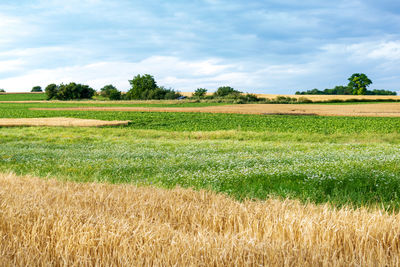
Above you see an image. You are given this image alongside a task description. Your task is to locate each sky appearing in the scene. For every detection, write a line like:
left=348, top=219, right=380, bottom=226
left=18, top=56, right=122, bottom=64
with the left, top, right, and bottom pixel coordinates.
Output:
left=0, top=0, right=399, bottom=94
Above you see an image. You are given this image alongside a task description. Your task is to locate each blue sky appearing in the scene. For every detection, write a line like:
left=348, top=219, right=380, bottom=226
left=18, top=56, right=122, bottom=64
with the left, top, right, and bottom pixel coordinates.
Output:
left=0, top=0, right=399, bottom=93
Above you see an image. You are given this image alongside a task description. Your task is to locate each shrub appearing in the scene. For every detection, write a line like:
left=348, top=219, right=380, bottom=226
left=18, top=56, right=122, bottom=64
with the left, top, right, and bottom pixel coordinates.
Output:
left=45, top=83, right=95, bottom=100
left=193, top=88, right=208, bottom=98
left=214, top=86, right=242, bottom=97
left=31, top=86, right=42, bottom=92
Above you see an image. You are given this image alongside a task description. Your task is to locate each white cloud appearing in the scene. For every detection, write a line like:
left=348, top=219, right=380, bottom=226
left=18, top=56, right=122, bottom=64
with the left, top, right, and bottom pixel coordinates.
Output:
left=0, top=56, right=313, bottom=93
left=0, top=13, right=37, bottom=46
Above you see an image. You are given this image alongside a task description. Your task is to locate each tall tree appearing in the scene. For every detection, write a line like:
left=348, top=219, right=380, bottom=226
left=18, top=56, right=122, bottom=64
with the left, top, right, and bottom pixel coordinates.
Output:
left=347, top=73, right=372, bottom=95
left=126, top=74, right=158, bottom=100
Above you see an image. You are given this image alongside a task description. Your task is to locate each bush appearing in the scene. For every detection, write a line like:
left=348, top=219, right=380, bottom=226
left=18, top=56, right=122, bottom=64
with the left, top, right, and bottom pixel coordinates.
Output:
left=109, top=90, right=122, bottom=100
left=193, top=88, right=207, bottom=98
left=100, top=85, right=122, bottom=100
left=0, top=89, right=5, bottom=93
left=214, top=86, right=242, bottom=97
left=45, top=83, right=95, bottom=100
left=31, top=86, right=42, bottom=92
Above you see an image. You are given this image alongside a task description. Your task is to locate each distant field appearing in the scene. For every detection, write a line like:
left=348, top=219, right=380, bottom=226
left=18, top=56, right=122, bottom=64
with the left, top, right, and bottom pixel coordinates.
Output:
left=180, top=92, right=400, bottom=101
left=0, top=92, right=46, bottom=101
left=32, top=102, right=400, bottom=117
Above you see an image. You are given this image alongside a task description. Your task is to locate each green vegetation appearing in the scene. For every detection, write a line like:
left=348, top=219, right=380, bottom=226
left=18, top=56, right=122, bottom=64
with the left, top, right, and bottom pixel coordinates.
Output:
left=348, top=73, right=372, bottom=95
left=31, top=86, right=43, bottom=92
left=99, top=84, right=121, bottom=100
left=1, top=126, right=400, bottom=210
left=2, top=101, right=400, bottom=210
left=45, top=83, right=96, bottom=100
left=296, top=73, right=396, bottom=96
left=126, top=74, right=181, bottom=100
left=0, top=93, right=47, bottom=101
left=3, top=102, right=400, bottom=134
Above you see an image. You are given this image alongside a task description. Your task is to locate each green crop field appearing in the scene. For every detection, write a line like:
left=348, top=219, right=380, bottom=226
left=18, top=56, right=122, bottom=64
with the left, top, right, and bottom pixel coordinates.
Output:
left=0, top=93, right=47, bottom=101
left=1, top=101, right=400, bottom=209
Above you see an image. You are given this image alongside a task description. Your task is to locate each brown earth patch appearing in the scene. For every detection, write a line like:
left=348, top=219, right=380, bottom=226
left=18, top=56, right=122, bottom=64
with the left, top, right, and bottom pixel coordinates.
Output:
left=0, top=117, right=129, bottom=127
left=31, top=103, right=400, bottom=117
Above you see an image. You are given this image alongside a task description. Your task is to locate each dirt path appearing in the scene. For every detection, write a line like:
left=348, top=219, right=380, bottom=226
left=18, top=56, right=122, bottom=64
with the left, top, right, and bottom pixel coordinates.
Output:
left=31, top=103, right=400, bottom=117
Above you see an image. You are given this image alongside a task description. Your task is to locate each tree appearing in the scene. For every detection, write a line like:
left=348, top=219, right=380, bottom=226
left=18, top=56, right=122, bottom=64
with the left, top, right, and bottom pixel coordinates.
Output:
left=348, top=73, right=372, bottom=95
left=126, top=74, right=158, bottom=100
left=214, top=86, right=242, bottom=97
left=45, top=84, right=58, bottom=100
left=126, top=74, right=181, bottom=100
left=45, top=83, right=95, bottom=100
left=108, top=89, right=122, bottom=100
left=100, top=84, right=118, bottom=97
left=0, top=89, right=5, bottom=93
left=193, top=88, right=207, bottom=98
left=31, top=86, right=43, bottom=92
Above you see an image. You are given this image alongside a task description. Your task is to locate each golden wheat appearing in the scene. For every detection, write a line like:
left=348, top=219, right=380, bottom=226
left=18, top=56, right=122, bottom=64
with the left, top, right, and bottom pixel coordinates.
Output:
left=0, top=173, right=399, bottom=266
left=0, top=117, right=129, bottom=127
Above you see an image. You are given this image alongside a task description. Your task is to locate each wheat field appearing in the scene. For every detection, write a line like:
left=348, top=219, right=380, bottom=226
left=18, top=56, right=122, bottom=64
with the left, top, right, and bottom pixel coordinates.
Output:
left=1, top=173, right=399, bottom=266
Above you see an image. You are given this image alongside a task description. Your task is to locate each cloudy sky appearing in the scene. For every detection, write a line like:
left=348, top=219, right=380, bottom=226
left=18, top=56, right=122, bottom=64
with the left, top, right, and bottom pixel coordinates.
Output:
left=1, top=0, right=399, bottom=93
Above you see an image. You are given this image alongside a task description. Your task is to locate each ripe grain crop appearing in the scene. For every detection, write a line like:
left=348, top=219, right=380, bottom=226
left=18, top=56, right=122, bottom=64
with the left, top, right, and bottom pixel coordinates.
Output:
left=0, top=117, right=129, bottom=127
left=31, top=102, right=400, bottom=117
left=0, top=173, right=399, bottom=266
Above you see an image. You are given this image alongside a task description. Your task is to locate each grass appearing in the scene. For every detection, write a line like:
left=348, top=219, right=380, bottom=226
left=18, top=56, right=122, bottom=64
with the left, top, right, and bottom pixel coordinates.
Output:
left=2, top=100, right=400, bottom=265
left=1, top=101, right=400, bottom=209
left=1, top=126, right=400, bottom=209
left=2, top=102, right=400, bottom=134
left=0, top=93, right=46, bottom=101
left=1, top=173, right=399, bottom=266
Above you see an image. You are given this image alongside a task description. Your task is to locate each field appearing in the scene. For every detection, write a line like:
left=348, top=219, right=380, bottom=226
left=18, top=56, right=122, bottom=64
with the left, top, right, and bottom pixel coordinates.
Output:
left=1, top=98, right=400, bottom=264
left=1, top=173, right=399, bottom=266
left=180, top=92, right=400, bottom=101
left=32, top=102, right=400, bottom=117
left=0, top=92, right=46, bottom=101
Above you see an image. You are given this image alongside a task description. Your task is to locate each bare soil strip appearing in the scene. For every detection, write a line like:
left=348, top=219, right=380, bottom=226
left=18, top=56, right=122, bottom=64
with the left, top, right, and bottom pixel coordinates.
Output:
left=0, top=117, right=129, bottom=127
left=0, top=173, right=399, bottom=266
left=32, top=103, right=400, bottom=117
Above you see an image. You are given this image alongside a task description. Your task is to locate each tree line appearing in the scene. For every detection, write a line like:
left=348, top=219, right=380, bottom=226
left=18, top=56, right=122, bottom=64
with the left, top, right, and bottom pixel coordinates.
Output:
left=296, top=73, right=397, bottom=95
left=37, top=74, right=265, bottom=102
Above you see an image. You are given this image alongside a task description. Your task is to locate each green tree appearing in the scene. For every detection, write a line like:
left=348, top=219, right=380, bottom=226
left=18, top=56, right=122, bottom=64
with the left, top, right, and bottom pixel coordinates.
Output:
left=45, top=84, right=58, bottom=100
left=108, top=89, right=122, bottom=100
left=0, top=89, right=5, bottom=93
left=214, top=86, right=242, bottom=97
left=45, top=83, right=95, bottom=100
left=193, top=88, right=207, bottom=98
left=126, top=74, right=158, bottom=100
left=348, top=73, right=372, bottom=95
left=31, top=86, right=43, bottom=92
left=100, top=84, right=118, bottom=97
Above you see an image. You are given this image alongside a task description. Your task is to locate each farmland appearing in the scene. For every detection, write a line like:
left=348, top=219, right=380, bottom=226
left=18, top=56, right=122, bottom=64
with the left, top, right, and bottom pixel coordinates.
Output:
left=1, top=98, right=400, bottom=265
left=0, top=92, right=46, bottom=101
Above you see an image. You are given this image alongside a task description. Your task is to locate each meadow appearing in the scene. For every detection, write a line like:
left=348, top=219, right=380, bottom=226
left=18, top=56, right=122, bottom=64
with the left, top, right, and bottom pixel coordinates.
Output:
left=1, top=99, right=400, bottom=265
left=0, top=92, right=46, bottom=101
